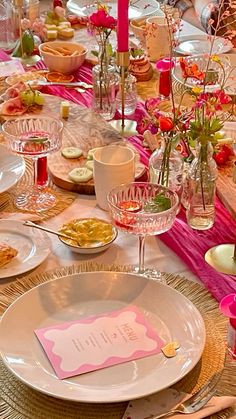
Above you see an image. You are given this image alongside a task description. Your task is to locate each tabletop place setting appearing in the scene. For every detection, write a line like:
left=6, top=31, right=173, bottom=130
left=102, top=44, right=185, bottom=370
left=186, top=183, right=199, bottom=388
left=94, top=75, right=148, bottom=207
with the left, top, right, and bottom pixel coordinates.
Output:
left=0, top=0, right=236, bottom=418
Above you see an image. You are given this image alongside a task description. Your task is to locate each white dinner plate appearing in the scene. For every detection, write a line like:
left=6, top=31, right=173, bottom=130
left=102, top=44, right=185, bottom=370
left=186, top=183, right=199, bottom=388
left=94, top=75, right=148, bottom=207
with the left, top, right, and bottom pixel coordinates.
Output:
left=67, top=0, right=159, bottom=19
left=0, top=220, right=51, bottom=278
left=174, top=35, right=233, bottom=55
left=224, top=121, right=236, bottom=138
left=173, top=54, right=236, bottom=95
left=0, top=272, right=206, bottom=402
left=0, top=145, right=25, bottom=194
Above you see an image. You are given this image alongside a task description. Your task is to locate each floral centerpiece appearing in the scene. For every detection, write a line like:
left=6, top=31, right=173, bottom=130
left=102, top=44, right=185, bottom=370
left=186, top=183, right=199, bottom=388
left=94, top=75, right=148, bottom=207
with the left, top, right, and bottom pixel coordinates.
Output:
left=88, top=3, right=117, bottom=120
left=136, top=2, right=235, bottom=229
left=186, top=85, right=232, bottom=229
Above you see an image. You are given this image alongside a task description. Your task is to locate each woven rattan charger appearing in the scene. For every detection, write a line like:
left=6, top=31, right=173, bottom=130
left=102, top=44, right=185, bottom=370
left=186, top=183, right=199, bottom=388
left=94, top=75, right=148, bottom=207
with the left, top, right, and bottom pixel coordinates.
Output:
left=0, top=263, right=235, bottom=419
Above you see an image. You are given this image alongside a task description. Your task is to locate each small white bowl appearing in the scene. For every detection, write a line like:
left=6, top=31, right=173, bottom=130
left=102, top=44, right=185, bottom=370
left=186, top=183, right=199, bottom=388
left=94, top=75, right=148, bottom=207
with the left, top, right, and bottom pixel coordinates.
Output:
left=130, top=18, right=147, bottom=46
left=130, top=11, right=164, bottom=47
left=59, top=218, right=118, bottom=254
left=39, top=41, right=87, bottom=74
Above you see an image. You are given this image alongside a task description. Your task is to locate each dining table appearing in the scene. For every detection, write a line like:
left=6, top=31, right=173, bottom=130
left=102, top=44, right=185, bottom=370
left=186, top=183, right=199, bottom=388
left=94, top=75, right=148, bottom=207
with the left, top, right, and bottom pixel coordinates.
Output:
left=0, top=1, right=236, bottom=418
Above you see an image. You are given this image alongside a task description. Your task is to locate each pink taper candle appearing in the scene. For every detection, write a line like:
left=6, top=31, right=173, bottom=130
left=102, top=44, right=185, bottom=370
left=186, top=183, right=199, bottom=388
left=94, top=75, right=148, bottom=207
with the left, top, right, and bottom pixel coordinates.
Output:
left=117, top=0, right=129, bottom=52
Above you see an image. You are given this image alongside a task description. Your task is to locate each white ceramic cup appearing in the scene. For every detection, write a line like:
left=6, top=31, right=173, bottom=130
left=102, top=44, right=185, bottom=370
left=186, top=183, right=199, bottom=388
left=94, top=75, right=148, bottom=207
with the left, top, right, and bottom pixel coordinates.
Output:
left=146, top=15, right=170, bottom=62
left=93, top=145, right=135, bottom=211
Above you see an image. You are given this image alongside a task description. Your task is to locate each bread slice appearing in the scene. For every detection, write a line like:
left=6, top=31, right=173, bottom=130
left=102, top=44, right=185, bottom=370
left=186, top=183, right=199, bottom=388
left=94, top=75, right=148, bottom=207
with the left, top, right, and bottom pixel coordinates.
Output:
left=0, top=242, right=18, bottom=267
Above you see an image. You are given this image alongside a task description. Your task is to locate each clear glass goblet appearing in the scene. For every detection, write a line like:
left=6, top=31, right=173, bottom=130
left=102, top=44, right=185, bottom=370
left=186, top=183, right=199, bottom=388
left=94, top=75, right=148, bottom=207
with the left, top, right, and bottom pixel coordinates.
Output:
left=107, top=182, right=179, bottom=280
left=2, top=116, right=63, bottom=212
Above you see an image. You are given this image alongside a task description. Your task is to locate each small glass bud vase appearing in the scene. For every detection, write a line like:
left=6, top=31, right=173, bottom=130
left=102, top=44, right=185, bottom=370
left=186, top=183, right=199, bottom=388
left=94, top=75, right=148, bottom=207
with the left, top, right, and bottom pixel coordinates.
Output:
left=149, top=135, right=183, bottom=202
left=116, top=74, right=137, bottom=116
left=181, top=155, right=194, bottom=209
left=0, top=0, right=18, bottom=51
left=92, top=45, right=118, bottom=121
left=186, top=141, right=218, bottom=230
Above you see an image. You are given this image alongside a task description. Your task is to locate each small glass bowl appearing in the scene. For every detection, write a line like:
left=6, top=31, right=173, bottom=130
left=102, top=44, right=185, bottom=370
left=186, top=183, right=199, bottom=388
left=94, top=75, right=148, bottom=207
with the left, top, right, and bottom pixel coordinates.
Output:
left=173, top=54, right=231, bottom=92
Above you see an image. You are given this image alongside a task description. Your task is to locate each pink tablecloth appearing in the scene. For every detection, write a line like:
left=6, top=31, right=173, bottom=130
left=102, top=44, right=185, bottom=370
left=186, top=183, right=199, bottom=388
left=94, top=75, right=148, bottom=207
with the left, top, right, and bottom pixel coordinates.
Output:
left=1, top=52, right=235, bottom=301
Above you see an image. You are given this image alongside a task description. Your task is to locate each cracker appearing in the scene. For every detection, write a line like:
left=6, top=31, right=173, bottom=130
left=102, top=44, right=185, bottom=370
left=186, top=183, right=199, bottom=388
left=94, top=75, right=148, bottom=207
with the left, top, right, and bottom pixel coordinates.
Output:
left=43, top=46, right=62, bottom=56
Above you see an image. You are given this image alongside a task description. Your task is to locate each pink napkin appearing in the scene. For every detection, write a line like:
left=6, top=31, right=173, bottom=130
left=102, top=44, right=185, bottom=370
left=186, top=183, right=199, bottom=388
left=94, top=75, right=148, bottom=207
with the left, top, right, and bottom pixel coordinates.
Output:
left=123, top=388, right=236, bottom=419
left=160, top=200, right=236, bottom=302
left=0, top=50, right=10, bottom=61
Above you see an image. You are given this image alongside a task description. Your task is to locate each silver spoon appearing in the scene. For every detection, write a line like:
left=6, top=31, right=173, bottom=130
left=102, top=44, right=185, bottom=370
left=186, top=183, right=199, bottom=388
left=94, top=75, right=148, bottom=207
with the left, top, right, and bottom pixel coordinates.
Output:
left=23, top=220, right=81, bottom=245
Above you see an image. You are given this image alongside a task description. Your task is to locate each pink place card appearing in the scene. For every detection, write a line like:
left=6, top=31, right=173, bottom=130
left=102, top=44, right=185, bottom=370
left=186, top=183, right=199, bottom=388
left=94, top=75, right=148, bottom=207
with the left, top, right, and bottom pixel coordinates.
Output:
left=35, top=305, right=164, bottom=379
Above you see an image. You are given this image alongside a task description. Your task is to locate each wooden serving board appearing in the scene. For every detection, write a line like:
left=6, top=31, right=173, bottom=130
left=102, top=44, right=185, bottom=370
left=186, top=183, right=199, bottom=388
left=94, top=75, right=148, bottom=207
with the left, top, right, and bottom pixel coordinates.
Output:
left=1, top=94, right=146, bottom=194
left=24, top=95, right=123, bottom=195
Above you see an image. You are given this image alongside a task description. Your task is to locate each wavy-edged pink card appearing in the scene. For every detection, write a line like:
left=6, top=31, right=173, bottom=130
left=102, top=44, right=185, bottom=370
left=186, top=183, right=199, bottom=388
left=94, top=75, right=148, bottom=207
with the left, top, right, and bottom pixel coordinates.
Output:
left=35, top=306, right=164, bottom=379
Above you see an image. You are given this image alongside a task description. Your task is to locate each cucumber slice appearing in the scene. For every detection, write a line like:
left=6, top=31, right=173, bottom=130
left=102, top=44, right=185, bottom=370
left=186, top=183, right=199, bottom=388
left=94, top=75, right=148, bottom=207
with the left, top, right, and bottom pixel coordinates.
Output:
left=68, top=167, right=93, bottom=183
left=61, top=147, right=83, bottom=159
left=87, top=147, right=100, bottom=160
left=85, top=160, right=94, bottom=172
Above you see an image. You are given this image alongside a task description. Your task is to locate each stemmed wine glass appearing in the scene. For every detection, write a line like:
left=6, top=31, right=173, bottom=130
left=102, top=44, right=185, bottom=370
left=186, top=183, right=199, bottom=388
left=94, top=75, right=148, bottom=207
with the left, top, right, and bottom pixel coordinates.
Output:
left=2, top=116, right=63, bottom=212
left=107, top=182, right=179, bottom=280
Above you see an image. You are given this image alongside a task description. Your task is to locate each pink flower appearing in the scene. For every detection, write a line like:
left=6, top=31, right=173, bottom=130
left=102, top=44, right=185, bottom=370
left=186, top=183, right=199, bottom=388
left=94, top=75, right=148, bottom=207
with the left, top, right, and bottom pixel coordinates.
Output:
left=32, top=18, right=46, bottom=39
left=136, top=117, right=151, bottom=135
left=89, top=9, right=116, bottom=29
left=136, top=116, right=158, bottom=135
left=54, top=6, right=65, bottom=18
left=214, top=90, right=231, bottom=105
left=145, top=97, right=161, bottom=113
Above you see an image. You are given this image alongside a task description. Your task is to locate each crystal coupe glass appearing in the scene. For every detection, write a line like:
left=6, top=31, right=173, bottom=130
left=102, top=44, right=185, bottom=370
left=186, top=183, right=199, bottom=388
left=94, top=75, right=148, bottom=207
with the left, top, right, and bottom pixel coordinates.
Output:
left=2, top=116, right=63, bottom=212
left=108, top=182, right=179, bottom=280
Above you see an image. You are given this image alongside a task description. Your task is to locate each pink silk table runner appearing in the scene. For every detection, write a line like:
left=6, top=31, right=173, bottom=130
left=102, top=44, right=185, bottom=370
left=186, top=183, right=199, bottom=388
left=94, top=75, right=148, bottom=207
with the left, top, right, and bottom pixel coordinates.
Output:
left=1, top=51, right=235, bottom=301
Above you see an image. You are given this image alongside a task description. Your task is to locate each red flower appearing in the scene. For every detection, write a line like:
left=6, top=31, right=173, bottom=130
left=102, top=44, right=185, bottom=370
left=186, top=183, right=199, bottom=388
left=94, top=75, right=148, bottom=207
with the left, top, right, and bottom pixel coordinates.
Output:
left=214, top=90, right=231, bottom=105
left=89, top=9, right=116, bottom=29
left=179, top=58, right=205, bottom=81
left=213, top=149, right=228, bottom=165
left=159, top=116, right=174, bottom=132
left=53, top=0, right=63, bottom=8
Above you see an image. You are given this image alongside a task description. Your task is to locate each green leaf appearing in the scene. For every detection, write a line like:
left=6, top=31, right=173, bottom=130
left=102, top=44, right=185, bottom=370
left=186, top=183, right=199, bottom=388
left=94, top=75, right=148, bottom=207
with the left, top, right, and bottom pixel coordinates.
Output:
left=144, top=193, right=171, bottom=213
left=106, top=43, right=113, bottom=57
left=130, top=48, right=144, bottom=58
left=209, top=118, right=224, bottom=133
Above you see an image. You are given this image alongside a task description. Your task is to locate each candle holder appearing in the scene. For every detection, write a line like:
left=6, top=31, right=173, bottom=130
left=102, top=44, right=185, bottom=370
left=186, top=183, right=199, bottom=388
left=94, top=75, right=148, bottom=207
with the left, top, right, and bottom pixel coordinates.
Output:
left=205, top=244, right=236, bottom=275
left=110, top=51, right=137, bottom=136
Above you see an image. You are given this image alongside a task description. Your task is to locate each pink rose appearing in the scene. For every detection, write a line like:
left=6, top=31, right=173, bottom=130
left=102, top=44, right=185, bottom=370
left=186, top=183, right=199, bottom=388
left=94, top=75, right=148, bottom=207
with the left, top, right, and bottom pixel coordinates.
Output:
left=89, top=9, right=116, bottom=29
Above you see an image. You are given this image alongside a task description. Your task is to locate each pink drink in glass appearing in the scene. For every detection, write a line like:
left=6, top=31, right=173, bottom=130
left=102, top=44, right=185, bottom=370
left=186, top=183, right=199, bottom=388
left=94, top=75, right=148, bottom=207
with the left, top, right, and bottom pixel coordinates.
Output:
left=2, top=116, right=63, bottom=212
left=13, top=131, right=59, bottom=156
left=108, top=183, right=178, bottom=278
